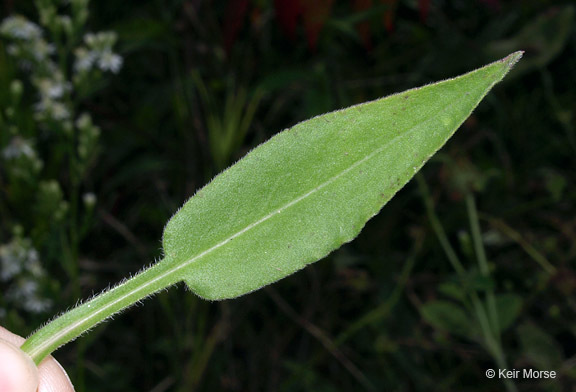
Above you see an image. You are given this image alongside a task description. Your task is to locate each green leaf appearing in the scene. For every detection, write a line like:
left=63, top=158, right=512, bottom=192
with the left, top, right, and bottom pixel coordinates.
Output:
left=420, top=300, right=474, bottom=338
left=162, top=52, right=523, bottom=300
left=438, top=281, right=467, bottom=302
left=517, top=322, right=563, bottom=370
left=21, top=52, right=522, bottom=364
left=495, top=293, right=523, bottom=332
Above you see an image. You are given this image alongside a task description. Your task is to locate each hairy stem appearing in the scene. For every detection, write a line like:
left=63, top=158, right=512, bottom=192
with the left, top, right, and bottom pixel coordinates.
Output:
left=21, top=257, right=179, bottom=364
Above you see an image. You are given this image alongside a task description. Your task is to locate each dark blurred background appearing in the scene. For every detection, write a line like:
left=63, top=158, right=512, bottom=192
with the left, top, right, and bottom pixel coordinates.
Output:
left=0, top=0, right=575, bottom=391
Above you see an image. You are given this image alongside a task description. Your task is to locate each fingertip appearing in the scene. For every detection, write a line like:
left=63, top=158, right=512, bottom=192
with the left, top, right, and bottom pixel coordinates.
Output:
left=38, top=355, right=75, bottom=392
left=0, top=326, right=74, bottom=392
left=0, top=338, right=39, bottom=392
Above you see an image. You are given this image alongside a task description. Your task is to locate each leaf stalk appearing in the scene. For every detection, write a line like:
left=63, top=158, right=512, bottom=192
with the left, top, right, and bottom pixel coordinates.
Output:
left=21, top=257, right=178, bottom=364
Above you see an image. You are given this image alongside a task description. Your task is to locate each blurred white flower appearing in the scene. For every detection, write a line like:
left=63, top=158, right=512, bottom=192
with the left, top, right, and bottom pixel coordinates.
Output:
left=76, top=112, right=92, bottom=129
left=0, top=243, right=24, bottom=281
left=76, top=31, right=122, bottom=74
left=36, top=75, right=71, bottom=99
left=24, top=249, right=44, bottom=278
left=30, top=39, right=55, bottom=62
left=84, top=31, right=117, bottom=49
left=74, top=47, right=97, bottom=72
left=1, top=137, right=35, bottom=160
left=0, top=237, right=44, bottom=281
left=7, top=44, right=19, bottom=56
left=10, top=80, right=23, bottom=98
left=0, top=237, right=52, bottom=314
left=18, top=280, right=39, bottom=297
left=83, top=192, right=97, bottom=208
left=51, top=102, right=71, bottom=120
left=23, top=297, right=52, bottom=313
left=0, top=16, right=42, bottom=41
left=35, top=99, right=71, bottom=120
left=98, top=51, right=123, bottom=73
left=57, top=15, right=72, bottom=34
left=6, top=278, right=52, bottom=314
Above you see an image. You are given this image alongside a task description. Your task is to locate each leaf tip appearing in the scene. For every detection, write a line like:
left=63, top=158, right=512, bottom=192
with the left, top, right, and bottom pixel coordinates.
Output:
left=501, top=51, right=524, bottom=70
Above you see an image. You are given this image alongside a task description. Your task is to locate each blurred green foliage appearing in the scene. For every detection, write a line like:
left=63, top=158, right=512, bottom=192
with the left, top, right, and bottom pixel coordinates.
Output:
left=1, top=0, right=575, bottom=391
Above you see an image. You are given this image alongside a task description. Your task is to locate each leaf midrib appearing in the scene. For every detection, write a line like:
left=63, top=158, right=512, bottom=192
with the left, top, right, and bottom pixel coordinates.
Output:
left=169, top=96, right=462, bottom=274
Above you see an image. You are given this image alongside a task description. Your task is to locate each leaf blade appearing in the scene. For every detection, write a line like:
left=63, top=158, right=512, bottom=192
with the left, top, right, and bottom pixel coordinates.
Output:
left=162, top=52, right=522, bottom=300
